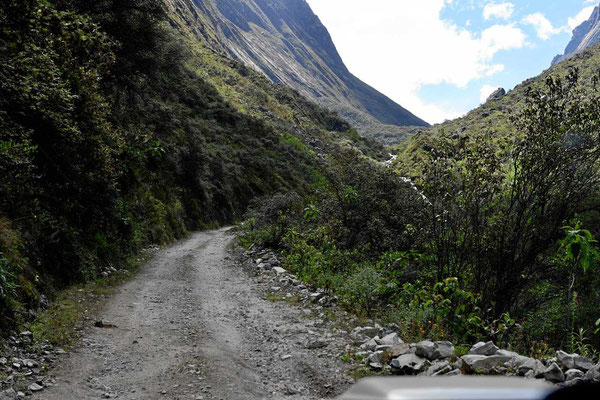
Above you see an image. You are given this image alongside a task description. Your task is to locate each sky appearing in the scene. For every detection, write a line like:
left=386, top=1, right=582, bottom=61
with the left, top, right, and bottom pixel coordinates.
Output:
left=305, top=0, right=599, bottom=125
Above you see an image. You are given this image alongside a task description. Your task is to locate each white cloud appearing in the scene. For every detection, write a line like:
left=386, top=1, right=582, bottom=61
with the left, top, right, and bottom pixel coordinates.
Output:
left=483, top=2, right=515, bottom=21
left=480, top=84, right=497, bottom=103
left=306, top=0, right=526, bottom=124
left=522, top=13, right=563, bottom=40
left=568, top=6, right=595, bottom=31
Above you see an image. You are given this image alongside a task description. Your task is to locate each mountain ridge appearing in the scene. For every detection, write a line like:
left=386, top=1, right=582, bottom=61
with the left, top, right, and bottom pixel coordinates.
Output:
left=553, top=2, right=600, bottom=65
left=165, top=0, right=428, bottom=143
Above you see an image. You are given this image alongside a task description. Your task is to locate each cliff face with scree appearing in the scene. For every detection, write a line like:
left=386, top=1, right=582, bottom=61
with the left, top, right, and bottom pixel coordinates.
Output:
left=166, top=0, right=429, bottom=143
left=553, top=3, right=600, bottom=65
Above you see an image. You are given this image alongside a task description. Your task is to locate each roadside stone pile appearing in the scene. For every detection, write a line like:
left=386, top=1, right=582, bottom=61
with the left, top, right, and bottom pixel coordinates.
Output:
left=350, top=324, right=600, bottom=387
left=241, top=246, right=600, bottom=389
left=0, top=331, right=64, bottom=398
left=243, top=248, right=336, bottom=310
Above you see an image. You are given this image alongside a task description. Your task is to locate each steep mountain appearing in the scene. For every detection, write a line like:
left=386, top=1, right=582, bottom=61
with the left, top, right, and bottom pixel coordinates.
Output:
left=165, top=0, right=429, bottom=143
left=552, top=3, right=600, bottom=65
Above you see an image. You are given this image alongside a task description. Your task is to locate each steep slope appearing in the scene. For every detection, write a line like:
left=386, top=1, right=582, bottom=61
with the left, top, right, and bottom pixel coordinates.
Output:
left=395, top=41, right=600, bottom=176
left=0, top=0, right=384, bottom=332
left=553, top=3, right=600, bottom=65
left=165, top=0, right=428, bottom=143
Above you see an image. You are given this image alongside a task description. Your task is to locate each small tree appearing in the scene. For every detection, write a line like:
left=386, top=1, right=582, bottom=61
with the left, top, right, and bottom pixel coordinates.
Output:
left=559, top=221, right=599, bottom=344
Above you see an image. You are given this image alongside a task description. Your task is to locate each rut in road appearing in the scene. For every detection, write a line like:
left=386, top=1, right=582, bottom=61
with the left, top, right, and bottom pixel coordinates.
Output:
left=38, top=228, right=351, bottom=400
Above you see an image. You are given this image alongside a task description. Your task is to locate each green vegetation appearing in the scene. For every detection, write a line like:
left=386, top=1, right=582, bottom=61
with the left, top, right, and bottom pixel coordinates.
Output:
left=241, top=69, right=600, bottom=355
left=0, top=0, right=364, bottom=333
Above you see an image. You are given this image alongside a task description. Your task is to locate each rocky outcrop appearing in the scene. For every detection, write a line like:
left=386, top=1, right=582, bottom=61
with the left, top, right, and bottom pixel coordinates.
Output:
left=553, top=4, right=600, bottom=65
left=486, top=88, right=505, bottom=102
left=165, top=0, right=429, bottom=140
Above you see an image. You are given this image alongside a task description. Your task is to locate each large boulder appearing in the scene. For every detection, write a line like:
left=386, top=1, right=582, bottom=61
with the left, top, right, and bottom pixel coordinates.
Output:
left=543, top=362, right=565, bottom=383
left=415, top=340, right=455, bottom=360
left=468, top=341, right=499, bottom=356
left=556, top=350, right=595, bottom=371
left=386, top=343, right=412, bottom=358
left=376, top=333, right=403, bottom=346
left=460, top=354, right=514, bottom=374
left=390, top=354, right=429, bottom=375
left=415, top=341, right=435, bottom=359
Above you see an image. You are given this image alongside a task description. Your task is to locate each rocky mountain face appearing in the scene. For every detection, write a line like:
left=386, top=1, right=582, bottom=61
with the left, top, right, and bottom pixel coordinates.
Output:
left=165, top=0, right=429, bottom=142
left=553, top=3, right=600, bottom=65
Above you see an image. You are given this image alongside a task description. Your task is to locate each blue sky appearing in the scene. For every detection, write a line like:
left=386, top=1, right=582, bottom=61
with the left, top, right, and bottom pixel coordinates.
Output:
left=306, top=0, right=598, bottom=124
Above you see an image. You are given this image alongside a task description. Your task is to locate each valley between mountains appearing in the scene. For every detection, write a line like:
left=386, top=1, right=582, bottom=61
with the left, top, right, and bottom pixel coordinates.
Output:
left=36, top=229, right=353, bottom=400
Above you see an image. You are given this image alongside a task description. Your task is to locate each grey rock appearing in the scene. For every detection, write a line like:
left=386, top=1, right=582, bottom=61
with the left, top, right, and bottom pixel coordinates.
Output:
left=386, top=343, right=413, bottom=357
left=565, top=369, right=584, bottom=381
left=359, top=338, right=379, bottom=351
left=544, top=362, right=565, bottom=383
left=375, top=345, right=392, bottom=352
left=425, top=360, right=450, bottom=376
left=368, top=351, right=385, bottom=365
left=445, top=369, right=462, bottom=376
left=486, top=88, right=506, bottom=102
left=510, top=357, right=545, bottom=377
left=378, top=323, right=400, bottom=338
left=369, top=362, right=384, bottom=370
left=432, top=365, right=454, bottom=376
left=0, top=389, right=17, bottom=400
left=556, top=350, right=595, bottom=371
left=562, top=377, right=584, bottom=387
left=495, top=349, right=519, bottom=358
left=0, top=357, right=6, bottom=365
left=390, top=354, right=429, bottom=375
left=524, top=370, right=536, bottom=379
left=271, top=267, right=286, bottom=275
left=310, top=292, right=325, bottom=303
left=377, top=333, right=403, bottom=346
left=460, top=354, right=514, bottom=374
left=28, top=383, right=44, bottom=392
left=350, top=326, right=380, bottom=339
left=432, top=341, right=455, bottom=359
left=468, top=341, right=499, bottom=356
left=415, top=340, right=436, bottom=360
left=585, top=363, right=600, bottom=381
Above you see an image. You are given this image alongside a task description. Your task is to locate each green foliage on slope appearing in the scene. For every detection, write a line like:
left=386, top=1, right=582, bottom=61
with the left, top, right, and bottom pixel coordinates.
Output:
left=242, top=70, right=600, bottom=352
left=0, top=0, right=374, bottom=331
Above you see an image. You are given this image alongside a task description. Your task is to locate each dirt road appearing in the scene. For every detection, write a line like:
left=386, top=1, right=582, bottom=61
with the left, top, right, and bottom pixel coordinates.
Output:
left=38, top=228, right=351, bottom=400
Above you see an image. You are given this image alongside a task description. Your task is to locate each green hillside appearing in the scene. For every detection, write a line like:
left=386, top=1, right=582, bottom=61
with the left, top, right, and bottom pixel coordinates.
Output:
left=0, top=0, right=381, bottom=331
left=394, top=42, right=600, bottom=178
